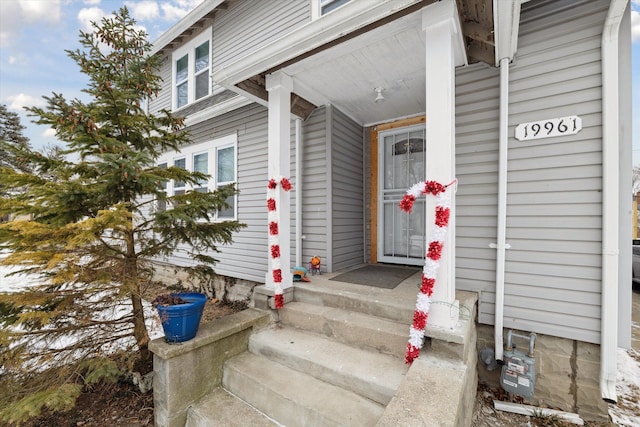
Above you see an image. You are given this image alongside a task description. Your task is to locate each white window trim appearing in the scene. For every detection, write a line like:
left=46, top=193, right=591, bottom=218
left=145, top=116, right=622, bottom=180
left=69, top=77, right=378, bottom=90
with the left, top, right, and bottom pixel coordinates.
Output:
left=311, top=0, right=351, bottom=19
left=158, top=133, right=238, bottom=221
left=172, top=27, right=212, bottom=111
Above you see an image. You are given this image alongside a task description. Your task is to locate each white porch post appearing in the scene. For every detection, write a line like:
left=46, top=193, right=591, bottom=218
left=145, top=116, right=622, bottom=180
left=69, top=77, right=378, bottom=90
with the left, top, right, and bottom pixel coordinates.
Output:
left=422, top=2, right=466, bottom=329
left=265, top=71, right=293, bottom=290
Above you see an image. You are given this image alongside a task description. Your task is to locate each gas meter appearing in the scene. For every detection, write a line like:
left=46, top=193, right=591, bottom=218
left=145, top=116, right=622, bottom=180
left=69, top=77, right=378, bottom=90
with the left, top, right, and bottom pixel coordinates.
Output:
left=500, top=330, right=536, bottom=398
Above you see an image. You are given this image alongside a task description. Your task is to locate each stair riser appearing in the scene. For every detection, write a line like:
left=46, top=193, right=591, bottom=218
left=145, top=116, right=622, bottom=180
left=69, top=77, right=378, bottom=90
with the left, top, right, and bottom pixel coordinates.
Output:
left=279, top=307, right=408, bottom=359
left=249, top=336, right=396, bottom=405
left=224, top=365, right=331, bottom=427
left=223, top=354, right=384, bottom=427
left=293, top=287, right=413, bottom=323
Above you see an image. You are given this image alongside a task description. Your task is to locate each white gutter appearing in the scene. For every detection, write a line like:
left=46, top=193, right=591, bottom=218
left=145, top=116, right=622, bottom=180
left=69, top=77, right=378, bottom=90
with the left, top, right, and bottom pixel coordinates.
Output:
left=599, top=0, right=627, bottom=404
left=295, top=118, right=303, bottom=267
left=492, top=0, right=521, bottom=363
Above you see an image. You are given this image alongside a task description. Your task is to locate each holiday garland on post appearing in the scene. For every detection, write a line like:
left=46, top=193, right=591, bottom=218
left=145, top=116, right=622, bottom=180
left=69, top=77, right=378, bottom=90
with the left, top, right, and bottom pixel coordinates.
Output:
left=399, top=179, right=457, bottom=364
left=267, top=177, right=292, bottom=309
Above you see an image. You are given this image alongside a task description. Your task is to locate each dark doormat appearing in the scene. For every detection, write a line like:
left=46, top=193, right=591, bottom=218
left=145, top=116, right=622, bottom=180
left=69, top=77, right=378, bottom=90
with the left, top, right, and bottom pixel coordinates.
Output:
left=330, top=264, right=420, bottom=289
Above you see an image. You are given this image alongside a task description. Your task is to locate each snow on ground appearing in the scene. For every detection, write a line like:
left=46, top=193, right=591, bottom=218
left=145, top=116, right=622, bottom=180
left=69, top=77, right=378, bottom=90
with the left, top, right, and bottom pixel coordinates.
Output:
left=609, top=347, right=640, bottom=426
left=0, top=251, right=164, bottom=358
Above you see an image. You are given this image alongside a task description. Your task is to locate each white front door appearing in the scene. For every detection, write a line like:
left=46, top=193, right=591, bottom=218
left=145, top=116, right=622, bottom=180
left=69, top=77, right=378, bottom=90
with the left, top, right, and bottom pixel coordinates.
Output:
left=377, top=125, right=426, bottom=265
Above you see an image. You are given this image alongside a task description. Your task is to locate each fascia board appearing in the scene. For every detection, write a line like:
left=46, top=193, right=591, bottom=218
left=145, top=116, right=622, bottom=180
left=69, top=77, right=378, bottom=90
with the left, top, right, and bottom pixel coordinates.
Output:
left=150, top=0, right=226, bottom=56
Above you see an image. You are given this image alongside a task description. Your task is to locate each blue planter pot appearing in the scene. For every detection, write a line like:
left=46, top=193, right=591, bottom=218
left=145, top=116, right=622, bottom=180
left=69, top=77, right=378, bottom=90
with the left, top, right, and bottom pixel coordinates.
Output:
left=155, top=292, right=207, bottom=343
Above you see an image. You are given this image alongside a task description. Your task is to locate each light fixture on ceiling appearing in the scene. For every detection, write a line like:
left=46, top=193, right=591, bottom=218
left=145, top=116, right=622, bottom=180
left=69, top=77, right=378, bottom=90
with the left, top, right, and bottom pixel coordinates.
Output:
left=374, top=87, right=385, bottom=103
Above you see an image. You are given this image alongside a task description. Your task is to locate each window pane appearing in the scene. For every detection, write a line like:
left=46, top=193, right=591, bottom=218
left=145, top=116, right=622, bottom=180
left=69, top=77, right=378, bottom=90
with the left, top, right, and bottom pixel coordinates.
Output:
left=177, top=81, right=188, bottom=108
left=195, top=72, right=209, bottom=100
left=195, top=42, right=209, bottom=73
left=158, top=163, right=167, bottom=190
left=174, top=158, right=186, bottom=189
left=193, top=153, right=208, bottom=186
left=176, top=55, right=188, bottom=82
left=218, top=195, right=235, bottom=219
left=321, top=0, right=350, bottom=15
left=217, top=146, right=234, bottom=183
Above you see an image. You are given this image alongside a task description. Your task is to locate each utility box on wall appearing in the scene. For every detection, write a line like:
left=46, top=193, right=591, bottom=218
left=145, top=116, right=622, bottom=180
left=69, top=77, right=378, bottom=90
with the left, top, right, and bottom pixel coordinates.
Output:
left=500, top=331, right=536, bottom=398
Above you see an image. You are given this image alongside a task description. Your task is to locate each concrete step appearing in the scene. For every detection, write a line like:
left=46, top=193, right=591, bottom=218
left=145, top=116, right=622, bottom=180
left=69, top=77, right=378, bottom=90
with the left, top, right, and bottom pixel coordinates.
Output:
left=223, top=352, right=385, bottom=427
left=186, top=387, right=279, bottom=427
left=249, top=326, right=408, bottom=405
left=293, top=282, right=414, bottom=324
left=278, top=301, right=409, bottom=358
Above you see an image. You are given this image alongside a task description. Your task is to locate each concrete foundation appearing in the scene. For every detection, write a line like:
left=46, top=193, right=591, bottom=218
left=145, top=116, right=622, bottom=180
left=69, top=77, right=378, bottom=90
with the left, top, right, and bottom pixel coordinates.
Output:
left=476, top=324, right=610, bottom=422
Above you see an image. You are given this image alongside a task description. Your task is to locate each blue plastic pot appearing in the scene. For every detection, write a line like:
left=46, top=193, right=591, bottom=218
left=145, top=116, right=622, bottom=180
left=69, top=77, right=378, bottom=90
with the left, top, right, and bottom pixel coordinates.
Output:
left=155, top=292, right=207, bottom=343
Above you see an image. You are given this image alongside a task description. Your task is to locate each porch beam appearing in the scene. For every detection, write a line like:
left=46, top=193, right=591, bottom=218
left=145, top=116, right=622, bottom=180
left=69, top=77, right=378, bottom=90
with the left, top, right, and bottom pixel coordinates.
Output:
left=422, top=1, right=466, bottom=329
left=265, top=71, right=293, bottom=291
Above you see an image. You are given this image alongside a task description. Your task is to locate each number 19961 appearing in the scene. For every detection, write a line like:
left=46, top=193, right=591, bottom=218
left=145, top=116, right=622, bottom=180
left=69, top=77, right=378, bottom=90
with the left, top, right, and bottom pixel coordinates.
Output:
left=515, top=116, right=582, bottom=141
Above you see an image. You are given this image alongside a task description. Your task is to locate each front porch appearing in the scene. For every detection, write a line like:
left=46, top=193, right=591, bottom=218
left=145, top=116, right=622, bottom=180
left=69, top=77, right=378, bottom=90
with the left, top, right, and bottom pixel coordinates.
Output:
left=150, top=268, right=478, bottom=426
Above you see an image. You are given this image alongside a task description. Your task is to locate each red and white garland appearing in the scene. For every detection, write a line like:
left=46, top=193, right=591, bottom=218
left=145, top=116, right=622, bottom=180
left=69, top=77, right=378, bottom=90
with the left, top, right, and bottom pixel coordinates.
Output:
left=399, top=179, right=456, bottom=364
left=267, top=177, right=292, bottom=309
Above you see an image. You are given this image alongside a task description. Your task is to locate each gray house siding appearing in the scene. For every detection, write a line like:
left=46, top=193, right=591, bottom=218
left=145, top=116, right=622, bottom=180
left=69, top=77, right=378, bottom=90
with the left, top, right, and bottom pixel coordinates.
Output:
left=213, top=0, right=310, bottom=73
left=300, top=107, right=329, bottom=272
left=331, top=107, right=365, bottom=271
left=455, top=0, right=608, bottom=344
left=454, top=63, right=501, bottom=323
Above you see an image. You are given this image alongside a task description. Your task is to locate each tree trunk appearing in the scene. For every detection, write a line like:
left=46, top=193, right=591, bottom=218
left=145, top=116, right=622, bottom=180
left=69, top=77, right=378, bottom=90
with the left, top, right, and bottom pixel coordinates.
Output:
left=131, top=291, right=151, bottom=362
left=125, top=228, right=151, bottom=362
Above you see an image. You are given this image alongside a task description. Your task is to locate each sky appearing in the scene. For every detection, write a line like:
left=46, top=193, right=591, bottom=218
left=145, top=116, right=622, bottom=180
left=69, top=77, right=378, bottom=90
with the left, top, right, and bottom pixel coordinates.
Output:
left=0, top=0, right=205, bottom=151
left=0, top=0, right=639, bottom=162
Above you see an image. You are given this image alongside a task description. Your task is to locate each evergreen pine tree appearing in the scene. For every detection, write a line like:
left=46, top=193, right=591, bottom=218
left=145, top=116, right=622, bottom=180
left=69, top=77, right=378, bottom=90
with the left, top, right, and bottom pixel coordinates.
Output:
left=0, top=7, right=244, bottom=423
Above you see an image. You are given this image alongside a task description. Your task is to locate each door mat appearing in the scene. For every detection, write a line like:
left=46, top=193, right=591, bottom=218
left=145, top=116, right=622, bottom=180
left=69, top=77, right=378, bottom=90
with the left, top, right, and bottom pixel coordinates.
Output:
left=329, top=264, right=420, bottom=289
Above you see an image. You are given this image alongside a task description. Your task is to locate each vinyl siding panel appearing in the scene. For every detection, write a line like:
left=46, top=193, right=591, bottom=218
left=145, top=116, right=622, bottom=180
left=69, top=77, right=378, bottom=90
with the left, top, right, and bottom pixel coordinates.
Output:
left=454, top=62, right=500, bottom=311
left=149, top=56, right=172, bottom=114
left=331, top=107, right=364, bottom=271
left=458, top=0, right=608, bottom=344
left=301, top=107, right=329, bottom=269
left=213, top=0, right=310, bottom=73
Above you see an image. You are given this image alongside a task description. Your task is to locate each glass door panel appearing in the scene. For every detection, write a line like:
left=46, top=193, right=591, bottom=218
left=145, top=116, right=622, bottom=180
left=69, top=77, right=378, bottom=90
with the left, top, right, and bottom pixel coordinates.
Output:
left=378, top=125, right=426, bottom=265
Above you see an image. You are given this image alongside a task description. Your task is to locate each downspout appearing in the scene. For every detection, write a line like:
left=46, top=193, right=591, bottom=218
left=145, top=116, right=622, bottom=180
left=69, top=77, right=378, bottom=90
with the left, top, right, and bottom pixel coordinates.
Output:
left=295, top=118, right=303, bottom=267
left=493, top=57, right=510, bottom=362
left=492, top=0, right=520, bottom=363
left=600, top=0, right=626, bottom=404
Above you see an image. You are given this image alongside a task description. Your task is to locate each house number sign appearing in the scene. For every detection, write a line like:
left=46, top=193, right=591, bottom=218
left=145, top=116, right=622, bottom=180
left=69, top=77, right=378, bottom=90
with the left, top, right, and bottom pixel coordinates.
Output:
left=515, top=115, right=582, bottom=141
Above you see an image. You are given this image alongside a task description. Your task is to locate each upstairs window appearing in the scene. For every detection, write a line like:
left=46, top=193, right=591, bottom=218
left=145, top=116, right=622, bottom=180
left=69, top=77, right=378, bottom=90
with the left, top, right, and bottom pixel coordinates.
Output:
left=312, top=0, right=351, bottom=18
left=320, top=0, right=350, bottom=15
left=172, top=29, right=211, bottom=110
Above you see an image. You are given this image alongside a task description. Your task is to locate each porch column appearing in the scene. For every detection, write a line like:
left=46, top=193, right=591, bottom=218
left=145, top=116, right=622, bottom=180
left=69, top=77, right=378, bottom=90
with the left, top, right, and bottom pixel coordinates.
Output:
left=265, top=71, right=293, bottom=290
left=422, top=2, right=466, bottom=329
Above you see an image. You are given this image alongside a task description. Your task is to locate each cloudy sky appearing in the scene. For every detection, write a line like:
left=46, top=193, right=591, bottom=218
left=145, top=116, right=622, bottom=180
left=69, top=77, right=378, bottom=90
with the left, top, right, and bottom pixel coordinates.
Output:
left=0, top=0, right=639, bottom=162
left=0, top=0, right=205, bottom=150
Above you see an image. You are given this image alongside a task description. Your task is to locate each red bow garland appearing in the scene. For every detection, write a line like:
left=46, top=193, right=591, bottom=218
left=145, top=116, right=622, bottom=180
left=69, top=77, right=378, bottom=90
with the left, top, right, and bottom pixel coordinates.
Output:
left=400, top=179, right=456, bottom=364
left=267, top=177, right=292, bottom=308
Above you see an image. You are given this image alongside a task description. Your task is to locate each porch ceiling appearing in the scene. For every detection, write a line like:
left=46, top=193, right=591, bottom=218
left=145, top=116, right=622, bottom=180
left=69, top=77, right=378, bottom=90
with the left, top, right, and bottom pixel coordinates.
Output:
left=234, top=0, right=494, bottom=124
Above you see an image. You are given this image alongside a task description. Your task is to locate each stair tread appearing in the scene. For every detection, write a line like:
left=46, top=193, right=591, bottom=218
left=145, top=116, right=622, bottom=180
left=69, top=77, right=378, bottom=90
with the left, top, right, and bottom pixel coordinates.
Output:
left=225, top=352, right=385, bottom=427
left=187, top=387, right=278, bottom=427
left=250, top=326, right=408, bottom=403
